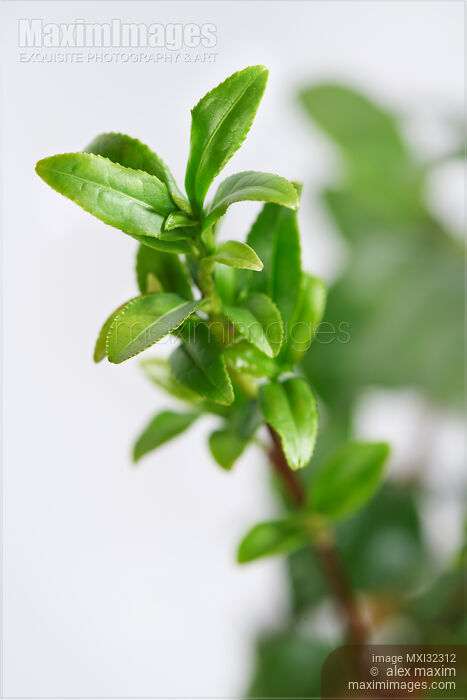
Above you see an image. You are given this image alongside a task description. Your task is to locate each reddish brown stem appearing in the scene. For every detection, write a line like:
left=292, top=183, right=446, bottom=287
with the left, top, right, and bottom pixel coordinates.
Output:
left=266, top=425, right=368, bottom=644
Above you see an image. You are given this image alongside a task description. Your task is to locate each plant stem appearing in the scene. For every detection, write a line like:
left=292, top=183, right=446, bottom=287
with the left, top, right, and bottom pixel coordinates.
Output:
left=266, top=424, right=368, bottom=644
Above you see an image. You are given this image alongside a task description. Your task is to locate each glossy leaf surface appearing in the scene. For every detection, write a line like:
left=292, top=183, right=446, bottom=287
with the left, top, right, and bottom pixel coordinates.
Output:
left=169, top=322, right=234, bottom=405
left=224, top=293, right=283, bottom=357
left=85, top=131, right=191, bottom=213
left=259, top=377, right=318, bottom=470
left=36, top=153, right=180, bottom=241
left=185, top=65, right=268, bottom=210
left=202, top=171, right=299, bottom=231
left=107, top=294, right=202, bottom=363
left=207, top=240, right=263, bottom=271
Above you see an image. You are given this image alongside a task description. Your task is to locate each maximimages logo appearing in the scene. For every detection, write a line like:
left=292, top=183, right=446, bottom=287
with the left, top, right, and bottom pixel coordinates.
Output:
left=18, top=19, right=217, bottom=50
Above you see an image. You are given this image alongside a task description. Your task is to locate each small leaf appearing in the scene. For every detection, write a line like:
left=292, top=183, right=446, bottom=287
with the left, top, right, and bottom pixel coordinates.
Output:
left=209, top=399, right=261, bottom=470
left=281, top=274, right=327, bottom=363
left=93, top=302, right=128, bottom=363
left=224, top=293, right=283, bottom=357
left=311, top=441, right=390, bottom=521
left=202, top=171, right=299, bottom=231
left=35, top=153, right=184, bottom=242
left=170, top=321, right=234, bottom=405
left=260, top=377, right=318, bottom=470
left=237, top=519, right=307, bottom=563
left=207, top=241, right=263, bottom=271
left=209, top=430, right=247, bottom=471
left=136, top=244, right=193, bottom=298
left=107, top=294, right=202, bottom=363
left=130, top=233, right=194, bottom=256
left=85, top=131, right=191, bottom=214
left=223, top=342, right=282, bottom=378
left=247, top=199, right=302, bottom=326
left=133, top=411, right=198, bottom=462
left=164, top=212, right=198, bottom=231
left=185, top=65, right=268, bottom=211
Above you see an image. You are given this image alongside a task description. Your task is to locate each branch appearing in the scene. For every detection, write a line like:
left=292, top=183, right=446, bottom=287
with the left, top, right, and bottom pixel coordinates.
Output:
left=266, top=424, right=368, bottom=644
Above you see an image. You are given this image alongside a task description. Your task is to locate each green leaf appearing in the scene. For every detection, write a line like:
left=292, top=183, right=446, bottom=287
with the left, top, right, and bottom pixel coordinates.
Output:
left=311, top=441, right=390, bottom=521
left=93, top=302, right=128, bottom=363
left=281, top=273, right=327, bottom=362
left=237, top=518, right=307, bottom=563
left=247, top=199, right=301, bottom=326
left=169, top=321, right=234, bottom=405
left=202, top=171, right=299, bottom=231
left=140, top=357, right=200, bottom=402
left=136, top=244, right=193, bottom=298
left=224, top=293, right=283, bottom=357
left=299, top=84, right=409, bottom=169
left=209, top=430, right=247, bottom=471
left=106, top=294, right=202, bottom=363
left=35, top=153, right=185, bottom=242
left=223, top=342, right=282, bottom=378
left=185, top=65, right=268, bottom=211
left=133, top=410, right=198, bottom=462
left=207, top=240, right=263, bottom=271
left=209, top=399, right=261, bottom=470
left=129, top=233, right=194, bottom=256
left=85, top=131, right=191, bottom=214
left=259, top=377, right=318, bottom=470
left=164, top=212, right=198, bottom=231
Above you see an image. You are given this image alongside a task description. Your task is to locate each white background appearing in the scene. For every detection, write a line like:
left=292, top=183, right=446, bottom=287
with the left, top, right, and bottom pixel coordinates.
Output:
left=1, top=1, right=464, bottom=697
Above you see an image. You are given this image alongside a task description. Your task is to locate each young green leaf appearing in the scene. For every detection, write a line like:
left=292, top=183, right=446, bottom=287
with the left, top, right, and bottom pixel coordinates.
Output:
left=164, top=212, right=198, bottom=231
left=107, top=294, right=203, bottom=364
left=94, top=302, right=129, bottom=363
left=130, top=233, right=195, bottom=256
left=85, top=131, right=191, bottom=214
left=185, top=65, right=268, bottom=211
left=223, top=343, right=282, bottom=378
left=133, top=410, right=198, bottom=462
left=202, top=171, right=299, bottom=231
left=224, top=293, right=283, bottom=357
left=247, top=199, right=302, bottom=326
left=207, top=241, right=263, bottom=271
left=281, top=274, right=327, bottom=363
left=35, top=153, right=184, bottom=242
left=237, top=518, right=307, bottom=563
left=136, top=244, right=193, bottom=298
left=311, top=441, right=390, bottom=521
left=259, top=378, right=318, bottom=470
left=169, top=322, right=234, bottom=405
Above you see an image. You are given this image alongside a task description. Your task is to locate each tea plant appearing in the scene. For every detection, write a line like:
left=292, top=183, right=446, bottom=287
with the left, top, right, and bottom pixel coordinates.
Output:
left=36, top=66, right=389, bottom=644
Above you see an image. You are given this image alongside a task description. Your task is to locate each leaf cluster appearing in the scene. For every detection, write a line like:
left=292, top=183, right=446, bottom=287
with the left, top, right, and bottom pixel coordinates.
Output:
left=36, top=66, right=331, bottom=474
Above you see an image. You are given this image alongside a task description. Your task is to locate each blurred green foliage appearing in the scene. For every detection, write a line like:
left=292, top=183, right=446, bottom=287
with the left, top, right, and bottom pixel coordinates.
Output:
left=246, top=83, right=465, bottom=697
left=300, top=84, right=463, bottom=412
